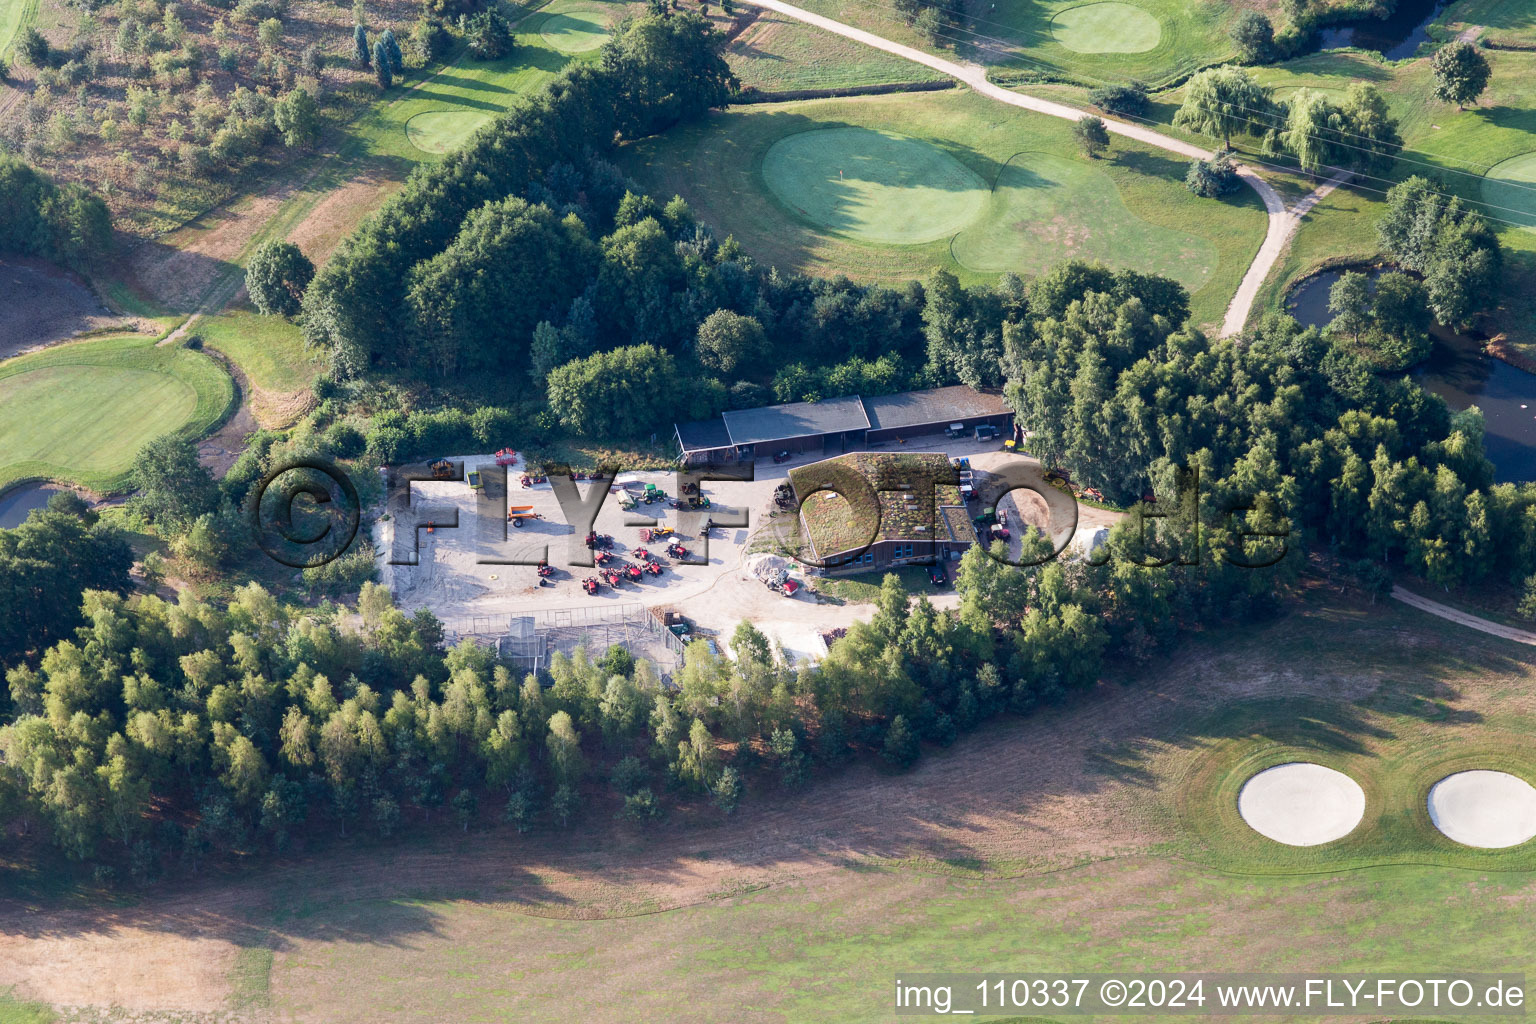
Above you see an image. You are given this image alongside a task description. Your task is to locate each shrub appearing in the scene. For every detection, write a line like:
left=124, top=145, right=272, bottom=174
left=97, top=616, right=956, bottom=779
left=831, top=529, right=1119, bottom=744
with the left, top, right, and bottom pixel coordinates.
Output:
left=245, top=239, right=314, bottom=316
left=1231, top=11, right=1275, bottom=63
left=1184, top=154, right=1240, bottom=197
left=463, top=8, right=511, bottom=59
left=323, top=421, right=366, bottom=458
left=1088, top=82, right=1148, bottom=117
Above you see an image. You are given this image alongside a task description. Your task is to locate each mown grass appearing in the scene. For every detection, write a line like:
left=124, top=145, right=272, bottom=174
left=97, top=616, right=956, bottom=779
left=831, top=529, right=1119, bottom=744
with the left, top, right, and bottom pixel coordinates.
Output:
left=620, top=89, right=1266, bottom=330
left=0, top=990, right=54, bottom=1024
left=728, top=9, right=947, bottom=92
left=784, top=0, right=1244, bottom=86
left=0, top=0, right=39, bottom=60
left=0, top=333, right=234, bottom=494
left=195, top=310, right=322, bottom=396
left=1239, top=47, right=1536, bottom=349
left=261, top=595, right=1536, bottom=1022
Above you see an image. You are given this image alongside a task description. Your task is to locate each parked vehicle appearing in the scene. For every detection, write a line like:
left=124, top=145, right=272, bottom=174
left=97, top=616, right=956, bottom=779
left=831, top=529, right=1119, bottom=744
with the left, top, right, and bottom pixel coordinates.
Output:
left=644, top=561, right=662, bottom=576
left=535, top=564, right=554, bottom=577
left=640, top=526, right=674, bottom=542
left=585, top=531, right=613, bottom=549
left=666, top=542, right=689, bottom=559
left=974, top=424, right=1000, bottom=441
left=772, top=450, right=791, bottom=463
left=582, top=577, right=600, bottom=595
left=507, top=505, right=542, bottom=528
left=494, top=448, right=518, bottom=467
left=946, top=422, right=967, bottom=439
left=632, top=548, right=651, bottom=562
left=930, top=565, right=946, bottom=587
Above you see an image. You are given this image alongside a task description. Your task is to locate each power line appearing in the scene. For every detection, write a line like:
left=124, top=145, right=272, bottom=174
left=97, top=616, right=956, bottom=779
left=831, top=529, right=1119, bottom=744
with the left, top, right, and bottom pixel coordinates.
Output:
left=784, top=0, right=1536, bottom=224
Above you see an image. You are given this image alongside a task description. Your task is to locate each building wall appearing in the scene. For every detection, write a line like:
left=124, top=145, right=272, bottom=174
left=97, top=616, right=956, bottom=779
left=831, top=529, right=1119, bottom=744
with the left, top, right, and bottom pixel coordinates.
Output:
left=864, top=412, right=1015, bottom=445
left=822, top=538, right=972, bottom=575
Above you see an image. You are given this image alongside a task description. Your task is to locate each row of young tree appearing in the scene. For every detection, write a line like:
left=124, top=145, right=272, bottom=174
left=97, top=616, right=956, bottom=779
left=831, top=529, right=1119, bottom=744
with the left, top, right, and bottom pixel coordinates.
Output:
left=0, top=484, right=1304, bottom=876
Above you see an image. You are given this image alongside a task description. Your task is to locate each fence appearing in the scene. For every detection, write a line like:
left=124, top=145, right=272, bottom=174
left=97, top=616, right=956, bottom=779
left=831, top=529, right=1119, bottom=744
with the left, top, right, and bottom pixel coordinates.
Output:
left=442, top=602, right=687, bottom=675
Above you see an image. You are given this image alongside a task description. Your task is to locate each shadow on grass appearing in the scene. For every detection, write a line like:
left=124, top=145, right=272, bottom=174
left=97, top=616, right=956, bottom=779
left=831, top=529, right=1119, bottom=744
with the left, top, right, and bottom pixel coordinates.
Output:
left=2, top=590, right=1532, bottom=954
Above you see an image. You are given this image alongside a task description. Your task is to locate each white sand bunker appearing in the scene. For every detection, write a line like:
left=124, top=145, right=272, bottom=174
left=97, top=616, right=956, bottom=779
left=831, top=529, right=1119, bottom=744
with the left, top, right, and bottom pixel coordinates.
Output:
left=1428, top=770, right=1536, bottom=848
left=1238, top=762, right=1365, bottom=846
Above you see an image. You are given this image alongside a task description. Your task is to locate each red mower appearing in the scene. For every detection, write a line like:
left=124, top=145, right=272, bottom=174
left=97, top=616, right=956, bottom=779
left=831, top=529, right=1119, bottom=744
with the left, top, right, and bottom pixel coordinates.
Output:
left=582, top=577, right=600, bottom=595
left=602, top=568, right=625, bottom=587
left=624, top=564, right=643, bottom=581
left=592, top=550, right=612, bottom=566
left=585, top=531, right=613, bottom=549
left=644, top=561, right=662, bottom=576
left=666, top=542, right=689, bottom=559
left=535, top=564, right=554, bottom=578
left=632, top=548, right=651, bottom=562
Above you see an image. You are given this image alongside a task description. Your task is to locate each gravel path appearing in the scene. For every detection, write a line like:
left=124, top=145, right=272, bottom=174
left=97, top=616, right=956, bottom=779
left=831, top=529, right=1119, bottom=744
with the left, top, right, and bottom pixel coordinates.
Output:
left=742, top=0, right=1345, bottom=336
left=1392, top=585, right=1536, bottom=646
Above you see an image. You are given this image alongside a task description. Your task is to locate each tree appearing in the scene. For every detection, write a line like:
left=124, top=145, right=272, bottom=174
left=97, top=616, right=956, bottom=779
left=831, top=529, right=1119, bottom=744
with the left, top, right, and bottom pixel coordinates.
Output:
left=712, top=765, right=742, bottom=813
left=246, top=240, right=314, bottom=317
left=695, top=309, right=764, bottom=375
left=1338, top=82, right=1402, bottom=176
left=379, top=27, right=403, bottom=74
left=913, top=6, right=943, bottom=44
left=1281, top=88, right=1345, bottom=178
left=373, top=39, right=391, bottom=87
left=353, top=24, right=370, bottom=67
left=1073, top=115, right=1110, bottom=158
left=129, top=435, right=220, bottom=529
left=1230, top=10, right=1274, bottom=63
left=881, top=714, right=920, bottom=769
left=257, top=17, right=283, bottom=50
left=1368, top=271, right=1432, bottom=370
left=1430, top=40, right=1490, bottom=109
left=1326, top=271, right=1371, bottom=346
left=274, top=88, right=320, bottom=149
left=1173, top=65, right=1272, bottom=150
left=464, top=8, right=512, bottom=59
left=18, top=28, right=51, bottom=68
left=545, top=344, right=682, bottom=437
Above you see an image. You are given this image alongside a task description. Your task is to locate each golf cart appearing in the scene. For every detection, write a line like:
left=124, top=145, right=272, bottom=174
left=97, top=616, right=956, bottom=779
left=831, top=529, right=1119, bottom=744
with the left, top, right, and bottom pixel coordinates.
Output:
left=946, top=422, right=967, bottom=439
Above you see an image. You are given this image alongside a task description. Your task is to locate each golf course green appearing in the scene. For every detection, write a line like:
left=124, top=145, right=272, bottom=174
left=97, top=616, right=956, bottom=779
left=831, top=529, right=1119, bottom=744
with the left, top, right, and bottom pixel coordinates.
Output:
left=405, top=110, right=494, bottom=154
left=0, top=334, right=233, bottom=493
left=1050, top=1, right=1162, bottom=53
left=1483, top=152, right=1536, bottom=230
left=537, top=0, right=613, bottom=53
left=761, top=127, right=988, bottom=244
left=951, top=151, right=1217, bottom=289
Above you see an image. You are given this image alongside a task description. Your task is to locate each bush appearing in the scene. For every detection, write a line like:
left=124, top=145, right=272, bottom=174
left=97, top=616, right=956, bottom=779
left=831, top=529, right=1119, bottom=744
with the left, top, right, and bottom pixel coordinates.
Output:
left=410, top=16, right=450, bottom=62
left=323, top=421, right=366, bottom=458
left=1088, top=82, right=1148, bottom=117
left=1184, top=154, right=1240, bottom=197
left=1231, top=11, right=1275, bottom=63
left=609, top=756, right=649, bottom=796
left=618, top=787, right=663, bottom=822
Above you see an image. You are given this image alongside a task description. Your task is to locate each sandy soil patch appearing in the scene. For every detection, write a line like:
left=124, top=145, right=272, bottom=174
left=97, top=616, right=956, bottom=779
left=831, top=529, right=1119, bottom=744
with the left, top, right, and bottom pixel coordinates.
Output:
left=0, top=927, right=239, bottom=1012
left=1428, top=770, right=1536, bottom=848
left=1237, top=762, right=1365, bottom=846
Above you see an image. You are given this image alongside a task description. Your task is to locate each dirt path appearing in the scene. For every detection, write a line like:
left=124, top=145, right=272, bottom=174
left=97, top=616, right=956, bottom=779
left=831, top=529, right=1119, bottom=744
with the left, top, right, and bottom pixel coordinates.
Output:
left=740, top=0, right=1337, bottom=338
left=1392, top=585, right=1536, bottom=646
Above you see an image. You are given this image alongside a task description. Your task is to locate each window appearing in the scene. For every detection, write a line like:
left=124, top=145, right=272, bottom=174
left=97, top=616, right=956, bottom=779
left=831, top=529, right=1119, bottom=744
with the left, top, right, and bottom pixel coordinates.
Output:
left=893, top=543, right=913, bottom=559
left=859, top=552, right=875, bottom=566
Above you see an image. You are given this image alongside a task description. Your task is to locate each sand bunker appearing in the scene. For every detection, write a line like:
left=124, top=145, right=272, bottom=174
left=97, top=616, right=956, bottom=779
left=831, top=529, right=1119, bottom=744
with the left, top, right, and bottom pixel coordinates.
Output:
left=1427, top=770, right=1536, bottom=848
left=1238, top=762, right=1365, bottom=846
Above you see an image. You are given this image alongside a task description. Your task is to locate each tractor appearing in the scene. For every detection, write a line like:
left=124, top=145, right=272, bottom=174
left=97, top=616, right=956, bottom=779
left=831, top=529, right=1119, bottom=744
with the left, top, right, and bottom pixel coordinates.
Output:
left=666, top=542, right=689, bottom=560
left=582, top=577, right=600, bottom=596
left=632, top=548, right=651, bottom=562
left=624, top=564, right=643, bottom=582
left=644, top=561, right=662, bottom=576
left=584, top=531, right=613, bottom=549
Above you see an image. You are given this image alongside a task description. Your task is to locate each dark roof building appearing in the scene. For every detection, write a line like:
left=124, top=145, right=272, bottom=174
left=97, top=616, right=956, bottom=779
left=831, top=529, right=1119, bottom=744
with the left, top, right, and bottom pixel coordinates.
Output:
left=675, top=386, right=1014, bottom=464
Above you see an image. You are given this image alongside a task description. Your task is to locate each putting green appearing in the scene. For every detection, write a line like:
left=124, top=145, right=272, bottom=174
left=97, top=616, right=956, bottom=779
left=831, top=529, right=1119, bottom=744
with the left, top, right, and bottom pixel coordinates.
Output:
left=1051, top=2, right=1162, bottom=53
left=761, top=127, right=987, bottom=245
left=951, top=151, right=1217, bottom=289
left=0, top=365, right=198, bottom=474
left=539, top=1, right=611, bottom=53
left=405, top=110, right=493, bottom=154
left=1482, top=152, right=1536, bottom=230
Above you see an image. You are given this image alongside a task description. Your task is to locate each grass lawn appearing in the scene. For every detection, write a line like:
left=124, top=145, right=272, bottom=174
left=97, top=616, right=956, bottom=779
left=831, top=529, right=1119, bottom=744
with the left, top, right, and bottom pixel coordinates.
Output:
left=195, top=310, right=322, bottom=396
left=784, top=0, right=1243, bottom=87
left=1441, top=0, right=1536, bottom=47
left=0, top=0, right=38, bottom=60
left=1237, top=47, right=1536, bottom=348
left=240, top=592, right=1536, bottom=1023
left=0, top=333, right=234, bottom=494
left=727, top=9, right=948, bottom=92
left=814, top=564, right=940, bottom=602
left=0, top=991, right=54, bottom=1024
left=620, top=89, right=1266, bottom=330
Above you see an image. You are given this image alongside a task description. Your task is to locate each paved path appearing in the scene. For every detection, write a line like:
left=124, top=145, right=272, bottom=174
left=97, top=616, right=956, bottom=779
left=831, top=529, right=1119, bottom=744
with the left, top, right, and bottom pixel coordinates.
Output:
left=741, top=0, right=1340, bottom=336
left=1392, top=585, right=1536, bottom=646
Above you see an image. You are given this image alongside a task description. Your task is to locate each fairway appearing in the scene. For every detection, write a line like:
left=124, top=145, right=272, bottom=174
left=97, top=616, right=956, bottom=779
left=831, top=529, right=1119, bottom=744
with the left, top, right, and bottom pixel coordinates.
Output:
left=537, top=0, right=613, bottom=53
left=1483, top=152, right=1536, bottom=229
left=620, top=92, right=1266, bottom=328
left=950, top=151, right=1218, bottom=290
left=762, top=127, right=987, bottom=244
left=1051, top=2, right=1161, bottom=52
left=404, top=110, right=492, bottom=153
left=0, top=334, right=233, bottom=493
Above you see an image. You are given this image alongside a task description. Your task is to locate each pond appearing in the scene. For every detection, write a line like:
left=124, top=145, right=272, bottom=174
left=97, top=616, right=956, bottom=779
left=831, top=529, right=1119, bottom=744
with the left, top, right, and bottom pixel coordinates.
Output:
left=0, top=482, right=66, bottom=529
left=1287, top=267, right=1536, bottom=483
left=1314, top=0, right=1450, bottom=60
